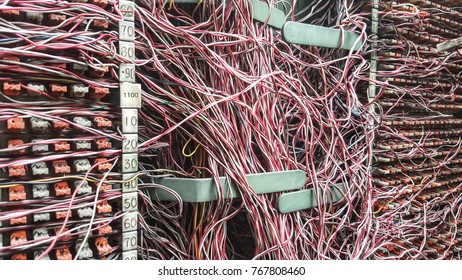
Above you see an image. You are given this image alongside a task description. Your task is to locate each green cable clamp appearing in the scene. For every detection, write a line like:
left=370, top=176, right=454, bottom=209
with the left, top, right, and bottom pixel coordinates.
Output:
left=161, top=0, right=286, bottom=30
left=276, top=183, right=345, bottom=213
left=250, top=0, right=286, bottom=29
left=282, top=22, right=363, bottom=51
left=151, top=170, right=306, bottom=202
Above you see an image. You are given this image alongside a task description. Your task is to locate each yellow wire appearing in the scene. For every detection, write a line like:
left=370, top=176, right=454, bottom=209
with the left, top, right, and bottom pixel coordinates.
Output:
left=182, top=137, right=200, bottom=158
left=192, top=0, right=203, bottom=17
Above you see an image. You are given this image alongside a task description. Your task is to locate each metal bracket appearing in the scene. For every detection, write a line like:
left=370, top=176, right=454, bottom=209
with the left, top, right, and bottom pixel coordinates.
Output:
left=151, top=170, right=306, bottom=202
left=276, top=183, right=345, bottom=213
left=283, top=22, right=363, bottom=51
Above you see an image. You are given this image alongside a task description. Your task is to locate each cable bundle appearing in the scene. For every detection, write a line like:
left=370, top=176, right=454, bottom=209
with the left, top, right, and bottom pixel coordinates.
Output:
left=365, top=0, right=462, bottom=259
left=134, top=0, right=376, bottom=259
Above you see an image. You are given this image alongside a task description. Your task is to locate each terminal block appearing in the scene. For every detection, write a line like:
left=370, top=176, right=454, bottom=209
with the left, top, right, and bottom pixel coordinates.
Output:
left=95, top=237, right=112, bottom=256
left=32, top=184, right=50, bottom=199
left=98, top=181, right=112, bottom=192
left=98, top=225, right=112, bottom=235
left=54, top=141, right=70, bottom=151
left=52, top=119, right=69, bottom=131
left=26, top=83, right=45, bottom=96
left=77, top=206, right=93, bottom=218
left=92, top=19, right=109, bottom=30
left=56, top=210, right=71, bottom=220
left=10, top=231, right=27, bottom=246
left=9, top=185, right=26, bottom=201
left=73, top=117, right=92, bottom=128
left=7, top=139, right=25, bottom=155
left=9, top=164, right=26, bottom=177
left=75, top=140, right=92, bottom=150
left=31, top=162, right=49, bottom=176
left=49, top=83, right=67, bottom=97
left=75, top=180, right=92, bottom=195
left=95, top=138, right=112, bottom=149
left=90, top=0, right=108, bottom=8
left=53, top=160, right=70, bottom=174
left=73, top=159, right=91, bottom=173
left=24, top=11, right=43, bottom=24
left=54, top=181, right=71, bottom=196
left=33, top=213, right=50, bottom=222
left=96, top=201, right=112, bottom=214
left=11, top=254, right=27, bottom=260
left=70, top=63, right=88, bottom=74
left=30, top=117, right=49, bottom=133
left=89, top=65, right=109, bottom=78
left=70, top=84, right=89, bottom=98
left=10, top=215, right=27, bottom=225
left=90, top=86, right=109, bottom=99
left=47, top=13, right=66, bottom=26
left=31, top=139, right=49, bottom=154
left=3, top=82, right=21, bottom=96
left=94, top=158, right=112, bottom=172
left=54, top=227, right=72, bottom=241
left=33, top=228, right=49, bottom=240
left=7, top=118, right=25, bottom=132
left=0, top=9, right=20, bottom=20
left=75, top=239, right=93, bottom=259
left=55, top=247, right=72, bottom=260
left=93, top=117, right=112, bottom=129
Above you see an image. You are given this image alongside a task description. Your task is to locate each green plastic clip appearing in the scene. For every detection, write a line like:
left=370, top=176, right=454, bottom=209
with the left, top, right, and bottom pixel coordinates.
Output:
left=276, top=183, right=345, bottom=213
left=151, top=170, right=306, bottom=202
left=250, top=0, right=286, bottom=29
left=283, top=22, right=363, bottom=51
left=160, top=0, right=286, bottom=29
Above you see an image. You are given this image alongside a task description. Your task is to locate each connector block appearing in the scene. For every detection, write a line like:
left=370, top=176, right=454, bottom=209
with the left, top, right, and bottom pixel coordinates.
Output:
left=9, top=185, right=26, bottom=201
left=95, top=138, right=112, bottom=149
left=55, top=247, right=72, bottom=260
left=77, top=206, right=93, bottom=218
left=7, top=139, right=25, bottom=155
left=73, top=159, right=91, bottom=173
left=33, top=213, right=50, bottom=222
left=75, top=140, right=92, bottom=150
left=54, top=181, right=71, bottom=196
left=31, top=139, right=49, bottom=154
left=94, top=158, right=112, bottom=172
left=33, top=228, right=49, bottom=240
left=94, top=117, right=112, bottom=129
left=10, top=231, right=27, bottom=246
left=7, top=118, right=25, bottom=132
left=53, top=160, right=70, bottom=174
left=75, top=180, right=92, bottom=195
left=54, top=141, right=70, bottom=151
left=75, top=239, right=93, bottom=259
left=9, top=165, right=26, bottom=177
left=95, top=237, right=112, bottom=255
left=96, top=201, right=112, bottom=213
left=70, top=84, right=89, bottom=98
left=3, top=82, right=21, bottom=96
left=31, top=161, right=49, bottom=176
left=73, top=117, right=92, bottom=128
left=90, top=86, right=109, bottom=99
left=30, top=117, right=49, bottom=133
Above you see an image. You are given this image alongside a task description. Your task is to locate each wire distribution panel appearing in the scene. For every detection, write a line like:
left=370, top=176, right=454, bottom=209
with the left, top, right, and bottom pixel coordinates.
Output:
left=372, top=0, right=462, bottom=259
left=0, top=1, right=140, bottom=260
